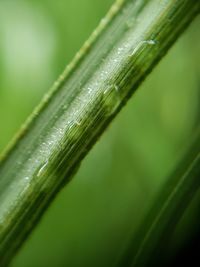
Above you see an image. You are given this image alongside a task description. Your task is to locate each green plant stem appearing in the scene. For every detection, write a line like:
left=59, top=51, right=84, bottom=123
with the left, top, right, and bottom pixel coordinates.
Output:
left=0, top=0, right=199, bottom=265
left=117, top=128, right=200, bottom=266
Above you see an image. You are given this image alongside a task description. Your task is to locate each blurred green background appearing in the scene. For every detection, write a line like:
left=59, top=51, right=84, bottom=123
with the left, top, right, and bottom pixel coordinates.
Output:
left=0, top=0, right=199, bottom=266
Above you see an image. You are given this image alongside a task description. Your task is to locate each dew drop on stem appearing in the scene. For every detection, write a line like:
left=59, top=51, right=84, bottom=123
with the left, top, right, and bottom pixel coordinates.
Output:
left=37, top=161, right=49, bottom=177
left=103, top=84, right=121, bottom=116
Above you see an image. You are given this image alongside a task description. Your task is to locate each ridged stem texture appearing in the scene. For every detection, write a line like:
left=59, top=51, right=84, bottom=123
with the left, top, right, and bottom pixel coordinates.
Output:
left=0, top=0, right=199, bottom=265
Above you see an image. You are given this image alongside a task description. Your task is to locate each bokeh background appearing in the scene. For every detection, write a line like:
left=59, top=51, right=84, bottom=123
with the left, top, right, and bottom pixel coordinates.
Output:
left=0, top=0, right=199, bottom=266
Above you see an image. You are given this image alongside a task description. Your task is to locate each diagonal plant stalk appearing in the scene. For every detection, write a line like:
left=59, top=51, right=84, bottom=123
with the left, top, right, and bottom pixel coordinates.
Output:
left=0, top=0, right=199, bottom=266
left=117, top=128, right=200, bottom=266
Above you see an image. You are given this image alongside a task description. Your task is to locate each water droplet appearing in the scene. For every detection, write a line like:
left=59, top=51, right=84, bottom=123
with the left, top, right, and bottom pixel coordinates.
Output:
left=129, top=39, right=157, bottom=57
left=144, top=39, right=157, bottom=45
left=87, top=86, right=93, bottom=94
left=117, top=47, right=124, bottom=55
left=68, top=121, right=73, bottom=130
left=114, top=84, right=119, bottom=92
left=129, top=43, right=141, bottom=56
left=37, top=161, right=49, bottom=177
left=103, top=84, right=121, bottom=116
left=75, top=120, right=81, bottom=126
left=68, top=119, right=81, bottom=132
